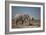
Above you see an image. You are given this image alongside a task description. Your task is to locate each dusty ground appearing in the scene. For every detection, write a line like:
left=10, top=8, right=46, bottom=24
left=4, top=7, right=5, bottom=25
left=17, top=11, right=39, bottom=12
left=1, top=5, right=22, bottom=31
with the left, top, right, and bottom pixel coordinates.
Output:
left=12, top=14, right=40, bottom=28
left=12, top=20, right=40, bottom=28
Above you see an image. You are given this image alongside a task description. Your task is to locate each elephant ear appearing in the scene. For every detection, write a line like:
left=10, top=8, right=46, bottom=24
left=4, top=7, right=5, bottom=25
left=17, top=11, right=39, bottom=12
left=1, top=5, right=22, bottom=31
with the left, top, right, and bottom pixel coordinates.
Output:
left=32, top=17, right=34, bottom=20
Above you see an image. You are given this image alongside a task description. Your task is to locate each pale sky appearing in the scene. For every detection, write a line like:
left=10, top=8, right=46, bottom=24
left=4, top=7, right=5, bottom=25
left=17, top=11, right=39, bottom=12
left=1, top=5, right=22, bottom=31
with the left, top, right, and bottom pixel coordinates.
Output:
left=12, top=6, right=40, bottom=20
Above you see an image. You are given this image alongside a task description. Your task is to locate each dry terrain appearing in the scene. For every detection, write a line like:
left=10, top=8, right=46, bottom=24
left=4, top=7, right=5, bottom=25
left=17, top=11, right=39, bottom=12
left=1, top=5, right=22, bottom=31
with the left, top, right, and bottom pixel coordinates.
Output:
left=12, top=14, right=40, bottom=28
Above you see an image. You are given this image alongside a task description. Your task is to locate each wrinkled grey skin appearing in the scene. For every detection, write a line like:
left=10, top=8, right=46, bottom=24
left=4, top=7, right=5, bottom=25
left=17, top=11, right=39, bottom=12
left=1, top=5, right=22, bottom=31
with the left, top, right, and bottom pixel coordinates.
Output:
left=12, top=14, right=32, bottom=28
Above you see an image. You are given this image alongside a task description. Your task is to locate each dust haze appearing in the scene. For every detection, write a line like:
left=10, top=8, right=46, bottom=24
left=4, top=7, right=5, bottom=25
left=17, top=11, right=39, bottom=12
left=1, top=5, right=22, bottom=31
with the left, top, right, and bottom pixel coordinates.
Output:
left=12, top=14, right=40, bottom=28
